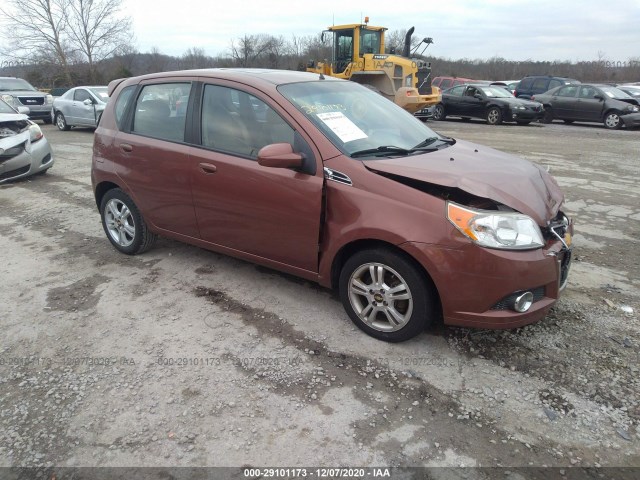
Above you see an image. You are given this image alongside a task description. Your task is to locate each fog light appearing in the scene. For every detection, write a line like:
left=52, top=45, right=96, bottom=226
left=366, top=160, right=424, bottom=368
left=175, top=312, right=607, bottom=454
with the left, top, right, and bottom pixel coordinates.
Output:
left=513, top=291, right=533, bottom=313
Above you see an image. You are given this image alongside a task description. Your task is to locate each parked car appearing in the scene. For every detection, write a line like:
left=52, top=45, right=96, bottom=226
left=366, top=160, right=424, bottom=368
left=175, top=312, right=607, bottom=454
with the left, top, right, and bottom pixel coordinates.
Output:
left=432, top=84, right=544, bottom=125
left=618, top=84, right=640, bottom=100
left=431, top=76, right=476, bottom=91
left=0, top=76, right=53, bottom=123
left=0, top=98, right=54, bottom=183
left=92, top=69, right=572, bottom=342
left=490, top=80, right=519, bottom=95
left=514, top=76, right=580, bottom=99
left=533, top=83, right=640, bottom=129
left=51, top=86, right=108, bottom=130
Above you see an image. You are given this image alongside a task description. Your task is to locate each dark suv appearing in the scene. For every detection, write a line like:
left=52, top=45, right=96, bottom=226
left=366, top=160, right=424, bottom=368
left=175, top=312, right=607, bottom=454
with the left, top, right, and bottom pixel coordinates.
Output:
left=0, top=77, right=53, bottom=123
left=514, top=76, right=580, bottom=100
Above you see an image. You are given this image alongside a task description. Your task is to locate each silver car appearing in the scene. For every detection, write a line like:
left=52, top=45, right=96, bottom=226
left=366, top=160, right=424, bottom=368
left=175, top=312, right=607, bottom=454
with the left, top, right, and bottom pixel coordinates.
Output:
left=0, top=98, right=54, bottom=183
left=51, top=86, right=108, bottom=130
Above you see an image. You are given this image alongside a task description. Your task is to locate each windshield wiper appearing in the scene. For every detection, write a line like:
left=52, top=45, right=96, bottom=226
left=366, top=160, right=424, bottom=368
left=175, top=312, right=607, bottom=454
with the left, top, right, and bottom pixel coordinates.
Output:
left=351, top=145, right=412, bottom=158
left=411, top=137, right=439, bottom=149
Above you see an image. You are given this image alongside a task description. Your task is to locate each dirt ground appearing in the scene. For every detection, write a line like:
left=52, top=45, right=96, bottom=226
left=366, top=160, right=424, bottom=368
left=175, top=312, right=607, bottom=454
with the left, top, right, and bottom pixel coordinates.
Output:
left=1, top=117, right=638, bottom=473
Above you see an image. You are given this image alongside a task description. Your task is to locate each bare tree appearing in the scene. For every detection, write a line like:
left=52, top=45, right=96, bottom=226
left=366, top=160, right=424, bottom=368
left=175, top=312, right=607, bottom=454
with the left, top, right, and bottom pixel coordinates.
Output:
left=0, top=0, right=73, bottom=84
left=181, top=47, right=211, bottom=70
left=66, top=0, right=133, bottom=82
left=230, top=34, right=274, bottom=67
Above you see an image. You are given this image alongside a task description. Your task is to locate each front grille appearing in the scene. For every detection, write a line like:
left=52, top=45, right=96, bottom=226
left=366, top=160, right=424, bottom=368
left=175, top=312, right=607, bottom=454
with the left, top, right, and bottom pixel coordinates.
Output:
left=0, top=143, right=25, bottom=162
left=18, top=96, right=45, bottom=106
left=491, top=287, right=546, bottom=310
left=0, top=164, right=30, bottom=180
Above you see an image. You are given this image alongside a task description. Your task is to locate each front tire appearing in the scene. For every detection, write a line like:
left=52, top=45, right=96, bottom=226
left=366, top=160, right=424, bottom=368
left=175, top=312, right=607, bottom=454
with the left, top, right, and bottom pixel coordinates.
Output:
left=604, top=111, right=622, bottom=129
left=542, top=108, right=554, bottom=124
left=55, top=112, right=71, bottom=131
left=432, top=104, right=446, bottom=121
left=100, top=189, right=156, bottom=255
left=486, top=107, right=503, bottom=125
left=339, top=248, right=435, bottom=342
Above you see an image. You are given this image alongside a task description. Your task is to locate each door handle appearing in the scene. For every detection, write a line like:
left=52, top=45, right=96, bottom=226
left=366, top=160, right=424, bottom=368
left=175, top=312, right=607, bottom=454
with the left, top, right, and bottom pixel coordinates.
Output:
left=120, top=143, right=133, bottom=152
left=199, top=162, right=217, bottom=174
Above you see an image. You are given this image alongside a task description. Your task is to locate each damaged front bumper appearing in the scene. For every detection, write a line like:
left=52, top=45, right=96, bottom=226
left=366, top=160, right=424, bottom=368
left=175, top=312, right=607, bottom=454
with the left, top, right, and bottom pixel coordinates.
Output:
left=0, top=129, right=53, bottom=183
left=401, top=215, right=573, bottom=329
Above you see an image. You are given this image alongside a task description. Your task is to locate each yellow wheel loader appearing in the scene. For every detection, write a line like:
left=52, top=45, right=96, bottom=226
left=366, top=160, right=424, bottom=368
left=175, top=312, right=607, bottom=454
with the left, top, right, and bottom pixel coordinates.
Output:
left=306, top=18, right=441, bottom=114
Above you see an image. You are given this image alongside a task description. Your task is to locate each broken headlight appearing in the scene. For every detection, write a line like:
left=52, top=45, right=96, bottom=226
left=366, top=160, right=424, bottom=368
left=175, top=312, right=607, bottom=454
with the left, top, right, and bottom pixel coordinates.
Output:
left=447, top=202, right=544, bottom=250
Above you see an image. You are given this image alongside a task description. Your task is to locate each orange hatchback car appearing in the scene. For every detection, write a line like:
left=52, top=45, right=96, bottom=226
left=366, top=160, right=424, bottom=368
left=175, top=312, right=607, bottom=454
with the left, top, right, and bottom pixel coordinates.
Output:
left=92, top=69, right=573, bottom=342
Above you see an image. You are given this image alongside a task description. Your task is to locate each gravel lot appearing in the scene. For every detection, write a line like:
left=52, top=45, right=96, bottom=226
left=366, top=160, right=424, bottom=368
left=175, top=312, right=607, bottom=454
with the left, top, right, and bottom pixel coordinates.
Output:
left=0, top=118, right=638, bottom=471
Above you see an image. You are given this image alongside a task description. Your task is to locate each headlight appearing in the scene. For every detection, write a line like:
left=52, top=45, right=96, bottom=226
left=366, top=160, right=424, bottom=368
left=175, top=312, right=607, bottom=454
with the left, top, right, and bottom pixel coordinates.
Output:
left=46, top=94, right=53, bottom=105
left=28, top=123, right=43, bottom=142
left=1, top=94, right=18, bottom=109
left=625, top=105, right=639, bottom=112
left=447, top=202, right=544, bottom=250
left=511, top=104, right=525, bottom=110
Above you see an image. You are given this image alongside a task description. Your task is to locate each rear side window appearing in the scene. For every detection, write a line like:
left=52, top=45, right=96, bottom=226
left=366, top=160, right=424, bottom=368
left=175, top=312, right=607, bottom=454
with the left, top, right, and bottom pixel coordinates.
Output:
left=531, top=78, right=549, bottom=93
left=201, top=84, right=294, bottom=159
left=114, top=86, right=135, bottom=129
left=439, top=79, right=453, bottom=89
left=132, top=83, right=191, bottom=142
left=556, top=85, right=579, bottom=97
left=448, top=85, right=465, bottom=96
left=549, top=79, right=563, bottom=90
left=519, top=78, right=533, bottom=90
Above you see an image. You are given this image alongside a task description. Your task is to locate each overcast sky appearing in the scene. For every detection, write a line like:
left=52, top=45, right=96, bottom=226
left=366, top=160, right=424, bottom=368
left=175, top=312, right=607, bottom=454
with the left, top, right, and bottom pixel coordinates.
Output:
left=130, top=0, right=640, bottom=62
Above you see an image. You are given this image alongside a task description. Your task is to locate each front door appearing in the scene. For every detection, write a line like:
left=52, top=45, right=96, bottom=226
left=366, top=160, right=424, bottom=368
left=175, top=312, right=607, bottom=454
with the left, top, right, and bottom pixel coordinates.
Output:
left=575, top=86, right=605, bottom=121
left=189, top=82, right=324, bottom=274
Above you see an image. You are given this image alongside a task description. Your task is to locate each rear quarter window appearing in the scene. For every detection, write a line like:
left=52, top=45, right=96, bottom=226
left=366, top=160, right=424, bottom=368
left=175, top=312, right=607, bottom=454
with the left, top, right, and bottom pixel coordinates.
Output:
left=114, top=86, right=135, bottom=129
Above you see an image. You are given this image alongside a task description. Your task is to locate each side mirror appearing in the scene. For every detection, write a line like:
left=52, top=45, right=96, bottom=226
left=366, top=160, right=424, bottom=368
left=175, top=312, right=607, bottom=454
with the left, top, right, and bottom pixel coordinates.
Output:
left=593, top=94, right=604, bottom=101
left=257, top=143, right=303, bottom=169
left=83, top=98, right=94, bottom=105
left=474, top=93, right=482, bottom=99
left=16, top=106, right=30, bottom=115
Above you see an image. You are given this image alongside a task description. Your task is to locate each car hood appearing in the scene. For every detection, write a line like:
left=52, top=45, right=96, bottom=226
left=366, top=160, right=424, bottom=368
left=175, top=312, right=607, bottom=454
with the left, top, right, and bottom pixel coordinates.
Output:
left=366, top=139, right=564, bottom=226
left=1, top=90, right=45, bottom=96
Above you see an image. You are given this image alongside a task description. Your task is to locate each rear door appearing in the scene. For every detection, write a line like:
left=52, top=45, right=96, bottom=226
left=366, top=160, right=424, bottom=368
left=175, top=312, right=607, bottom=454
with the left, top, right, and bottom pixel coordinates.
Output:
left=550, top=85, right=579, bottom=118
left=188, top=80, right=324, bottom=274
left=443, top=85, right=465, bottom=115
left=113, top=79, right=199, bottom=238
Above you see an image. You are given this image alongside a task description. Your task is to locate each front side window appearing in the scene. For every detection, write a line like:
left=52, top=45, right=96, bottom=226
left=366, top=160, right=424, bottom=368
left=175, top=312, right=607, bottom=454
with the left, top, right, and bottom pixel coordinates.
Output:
left=74, top=89, right=92, bottom=102
left=439, top=79, right=453, bottom=90
left=201, top=84, right=295, bottom=158
left=334, top=30, right=354, bottom=73
left=279, top=80, right=443, bottom=158
left=132, top=83, right=191, bottom=142
left=578, top=86, right=597, bottom=99
left=549, top=79, right=563, bottom=90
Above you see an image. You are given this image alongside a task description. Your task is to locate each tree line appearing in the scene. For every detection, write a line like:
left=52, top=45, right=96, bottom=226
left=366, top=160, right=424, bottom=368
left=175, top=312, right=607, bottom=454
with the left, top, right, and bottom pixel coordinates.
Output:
left=1, top=3, right=638, bottom=89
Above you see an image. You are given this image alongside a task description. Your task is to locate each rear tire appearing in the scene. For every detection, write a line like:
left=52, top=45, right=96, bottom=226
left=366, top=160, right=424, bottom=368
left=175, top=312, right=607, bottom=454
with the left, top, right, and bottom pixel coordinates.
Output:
left=339, top=248, right=435, bottom=342
left=432, top=104, right=446, bottom=121
left=100, top=189, right=156, bottom=255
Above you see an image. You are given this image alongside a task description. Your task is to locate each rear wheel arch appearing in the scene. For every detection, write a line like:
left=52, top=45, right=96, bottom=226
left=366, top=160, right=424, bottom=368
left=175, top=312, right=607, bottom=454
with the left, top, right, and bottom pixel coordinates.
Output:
left=94, top=181, right=121, bottom=210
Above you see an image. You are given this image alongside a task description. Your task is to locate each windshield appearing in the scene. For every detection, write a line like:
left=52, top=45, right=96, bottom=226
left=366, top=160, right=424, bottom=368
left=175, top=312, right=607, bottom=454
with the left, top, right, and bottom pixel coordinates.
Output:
left=599, top=86, right=633, bottom=99
left=0, top=78, right=37, bottom=91
left=89, top=87, right=109, bottom=101
left=480, top=86, right=514, bottom=98
left=278, top=81, right=444, bottom=158
left=0, top=98, right=18, bottom=114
